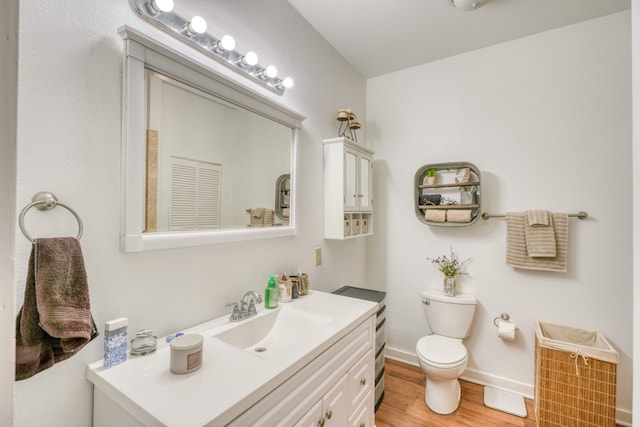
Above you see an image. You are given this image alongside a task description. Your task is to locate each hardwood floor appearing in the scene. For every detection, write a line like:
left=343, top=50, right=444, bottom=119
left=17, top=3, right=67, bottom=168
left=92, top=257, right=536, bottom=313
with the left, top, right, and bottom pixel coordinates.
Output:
left=375, top=359, right=536, bottom=427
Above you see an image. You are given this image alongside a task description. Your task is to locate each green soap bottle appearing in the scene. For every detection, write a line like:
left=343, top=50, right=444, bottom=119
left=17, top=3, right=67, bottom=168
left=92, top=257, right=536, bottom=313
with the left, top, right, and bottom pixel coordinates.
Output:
left=264, top=274, right=279, bottom=309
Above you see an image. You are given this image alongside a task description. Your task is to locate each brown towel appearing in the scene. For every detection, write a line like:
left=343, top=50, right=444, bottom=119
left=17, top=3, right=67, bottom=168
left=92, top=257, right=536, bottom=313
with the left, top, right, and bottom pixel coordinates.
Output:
left=506, top=212, right=569, bottom=272
left=16, top=237, right=98, bottom=380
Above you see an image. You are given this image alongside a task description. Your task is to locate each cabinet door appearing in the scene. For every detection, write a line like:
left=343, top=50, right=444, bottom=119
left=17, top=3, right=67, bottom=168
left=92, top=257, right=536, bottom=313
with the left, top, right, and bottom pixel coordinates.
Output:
left=324, top=373, right=349, bottom=427
left=344, top=148, right=358, bottom=211
left=294, top=400, right=323, bottom=427
left=358, top=154, right=372, bottom=212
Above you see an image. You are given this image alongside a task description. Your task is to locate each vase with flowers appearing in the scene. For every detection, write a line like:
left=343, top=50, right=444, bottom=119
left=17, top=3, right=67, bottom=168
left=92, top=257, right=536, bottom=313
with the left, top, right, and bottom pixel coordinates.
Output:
left=427, top=247, right=471, bottom=297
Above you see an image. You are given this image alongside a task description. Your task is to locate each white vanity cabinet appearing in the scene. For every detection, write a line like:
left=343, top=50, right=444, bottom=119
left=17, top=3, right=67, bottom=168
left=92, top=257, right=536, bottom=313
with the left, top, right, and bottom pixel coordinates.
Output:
left=323, top=137, right=374, bottom=239
left=228, top=317, right=375, bottom=427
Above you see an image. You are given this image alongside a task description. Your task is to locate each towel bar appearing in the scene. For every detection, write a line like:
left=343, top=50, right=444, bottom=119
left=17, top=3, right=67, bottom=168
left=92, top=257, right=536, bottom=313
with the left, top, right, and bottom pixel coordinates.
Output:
left=481, top=211, right=587, bottom=220
left=19, top=191, right=83, bottom=242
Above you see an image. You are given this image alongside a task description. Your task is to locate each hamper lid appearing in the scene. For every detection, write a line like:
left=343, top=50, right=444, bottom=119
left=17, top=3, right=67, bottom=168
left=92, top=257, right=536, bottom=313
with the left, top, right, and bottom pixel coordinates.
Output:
left=536, top=321, right=618, bottom=364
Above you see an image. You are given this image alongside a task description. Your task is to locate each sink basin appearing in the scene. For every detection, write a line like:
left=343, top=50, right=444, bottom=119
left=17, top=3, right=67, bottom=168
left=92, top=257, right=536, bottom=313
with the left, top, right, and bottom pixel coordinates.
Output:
left=212, top=306, right=333, bottom=355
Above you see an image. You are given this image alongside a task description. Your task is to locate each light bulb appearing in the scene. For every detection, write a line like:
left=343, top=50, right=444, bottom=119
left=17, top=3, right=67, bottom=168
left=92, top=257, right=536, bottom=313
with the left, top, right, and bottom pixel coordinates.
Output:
left=264, top=65, right=278, bottom=79
left=218, top=35, right=236, bottom=51
left=150, top=0, right=174, bottom=13
left=281, top=77, right=294, bottom=89
left=188, top=16, right=207, bottom=34
left=242, top=51, right=258, bottom=66
left=450, top=0, right=488, bottom=10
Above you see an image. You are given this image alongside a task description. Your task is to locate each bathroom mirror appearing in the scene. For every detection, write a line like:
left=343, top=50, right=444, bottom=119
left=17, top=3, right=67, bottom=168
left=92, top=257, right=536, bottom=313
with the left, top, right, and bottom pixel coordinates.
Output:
left=119, top=26, right=304, bottom=252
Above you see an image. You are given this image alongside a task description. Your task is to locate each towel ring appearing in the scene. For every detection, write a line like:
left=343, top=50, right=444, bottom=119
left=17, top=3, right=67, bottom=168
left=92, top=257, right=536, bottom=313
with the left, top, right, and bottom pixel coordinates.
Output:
left=18, top=192, right=83, bottom=243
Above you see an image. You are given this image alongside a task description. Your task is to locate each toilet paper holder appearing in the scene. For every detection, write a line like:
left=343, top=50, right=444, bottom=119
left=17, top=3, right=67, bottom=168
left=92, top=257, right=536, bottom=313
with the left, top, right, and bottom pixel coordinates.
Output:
left=493, top=313, right=519, bottom=330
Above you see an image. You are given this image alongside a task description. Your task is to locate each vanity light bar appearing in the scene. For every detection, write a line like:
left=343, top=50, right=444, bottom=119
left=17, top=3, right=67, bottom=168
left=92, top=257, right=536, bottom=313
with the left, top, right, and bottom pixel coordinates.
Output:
left=127, top=0, right=293, bottom=95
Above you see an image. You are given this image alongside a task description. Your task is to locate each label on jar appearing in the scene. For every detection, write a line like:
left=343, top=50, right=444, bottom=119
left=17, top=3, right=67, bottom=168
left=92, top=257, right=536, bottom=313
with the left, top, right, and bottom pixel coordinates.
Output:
left=187, top=349, right=202, bottom=371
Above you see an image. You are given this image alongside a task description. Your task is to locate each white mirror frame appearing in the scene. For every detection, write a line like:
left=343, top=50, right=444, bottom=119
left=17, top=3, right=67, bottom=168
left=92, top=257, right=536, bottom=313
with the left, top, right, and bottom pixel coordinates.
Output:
left=119, top=26, right=305, bottom=252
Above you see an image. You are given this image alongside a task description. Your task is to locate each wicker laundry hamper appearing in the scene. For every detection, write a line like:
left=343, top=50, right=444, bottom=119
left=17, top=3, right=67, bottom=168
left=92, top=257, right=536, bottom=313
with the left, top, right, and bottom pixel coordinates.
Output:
left=534, top=321, right=618, bottom=427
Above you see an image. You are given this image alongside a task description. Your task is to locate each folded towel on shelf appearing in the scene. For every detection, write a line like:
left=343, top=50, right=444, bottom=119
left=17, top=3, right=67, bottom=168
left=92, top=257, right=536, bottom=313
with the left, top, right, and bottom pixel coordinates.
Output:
left=524, top=210, right=556, bottom=257
left=446, top=209, right=472, bottom=223
left=425, top=209, right=446, bottom=223
left=506, top=212, right=569, bottom=272
left=16, top=237, right=98, bottom=380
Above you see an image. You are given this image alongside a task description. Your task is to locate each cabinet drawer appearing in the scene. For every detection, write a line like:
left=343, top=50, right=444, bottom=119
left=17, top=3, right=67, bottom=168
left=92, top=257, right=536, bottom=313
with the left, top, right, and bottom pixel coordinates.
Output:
left=349, top=349, right=374, bottom=412
left=348, top=390, right=373, bottom=427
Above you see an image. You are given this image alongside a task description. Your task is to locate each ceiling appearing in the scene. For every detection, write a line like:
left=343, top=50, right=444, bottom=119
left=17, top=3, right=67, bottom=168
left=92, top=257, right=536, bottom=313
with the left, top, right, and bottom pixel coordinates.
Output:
left=287, top=0, right=630, bottom=78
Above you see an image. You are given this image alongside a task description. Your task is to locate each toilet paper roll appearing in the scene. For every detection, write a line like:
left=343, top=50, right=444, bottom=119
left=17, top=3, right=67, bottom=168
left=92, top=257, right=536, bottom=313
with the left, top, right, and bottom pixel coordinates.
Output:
left=498, top=320, right=516, bottom=341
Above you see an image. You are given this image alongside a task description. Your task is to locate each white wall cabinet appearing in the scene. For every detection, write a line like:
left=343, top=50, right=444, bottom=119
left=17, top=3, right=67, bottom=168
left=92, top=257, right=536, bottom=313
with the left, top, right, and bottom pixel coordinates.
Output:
left=324, top=137, right=374, bottom=239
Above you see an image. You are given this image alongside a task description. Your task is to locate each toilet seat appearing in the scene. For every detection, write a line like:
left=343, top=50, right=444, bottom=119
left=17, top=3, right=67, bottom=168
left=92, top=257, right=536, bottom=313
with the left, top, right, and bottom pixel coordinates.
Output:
left=417, top=335, right=467, bottom=367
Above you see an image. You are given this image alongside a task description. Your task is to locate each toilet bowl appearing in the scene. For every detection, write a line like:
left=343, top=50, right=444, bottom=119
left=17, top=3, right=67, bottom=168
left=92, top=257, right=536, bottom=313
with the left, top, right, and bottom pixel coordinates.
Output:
left=416, top=334, right=468, bottom=414
left=416, top=289, right=477, bottom=415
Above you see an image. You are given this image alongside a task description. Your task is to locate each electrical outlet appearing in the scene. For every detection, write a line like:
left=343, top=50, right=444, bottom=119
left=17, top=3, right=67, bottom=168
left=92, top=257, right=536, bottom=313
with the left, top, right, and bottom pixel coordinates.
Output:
left=315, top=247, right=322, bottom=266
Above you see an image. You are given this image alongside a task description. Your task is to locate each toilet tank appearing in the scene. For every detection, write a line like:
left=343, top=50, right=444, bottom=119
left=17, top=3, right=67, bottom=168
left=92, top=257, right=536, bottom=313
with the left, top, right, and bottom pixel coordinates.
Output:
left=421, top=289, right=477, bottom=339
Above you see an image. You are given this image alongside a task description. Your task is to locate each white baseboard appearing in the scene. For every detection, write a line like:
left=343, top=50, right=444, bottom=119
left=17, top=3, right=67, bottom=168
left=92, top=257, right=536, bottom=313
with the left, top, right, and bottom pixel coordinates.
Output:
left=383, top=346, right=632, bottom=426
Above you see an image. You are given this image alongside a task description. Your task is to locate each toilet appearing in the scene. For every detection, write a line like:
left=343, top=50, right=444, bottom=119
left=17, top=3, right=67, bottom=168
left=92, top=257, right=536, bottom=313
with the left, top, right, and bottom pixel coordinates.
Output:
left=415, top=289, right=477, bottom=415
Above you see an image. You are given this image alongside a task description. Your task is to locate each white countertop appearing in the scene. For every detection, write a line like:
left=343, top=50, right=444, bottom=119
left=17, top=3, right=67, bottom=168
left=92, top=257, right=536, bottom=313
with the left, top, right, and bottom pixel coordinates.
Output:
left=86, top=290, right=377, bottom=426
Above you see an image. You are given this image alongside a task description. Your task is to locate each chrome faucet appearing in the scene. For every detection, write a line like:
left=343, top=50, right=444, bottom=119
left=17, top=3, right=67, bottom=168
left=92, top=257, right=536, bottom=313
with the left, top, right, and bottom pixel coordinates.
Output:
left=242, top=290, right=263, bottom=318
left=227, top=291, right=263, bottom=322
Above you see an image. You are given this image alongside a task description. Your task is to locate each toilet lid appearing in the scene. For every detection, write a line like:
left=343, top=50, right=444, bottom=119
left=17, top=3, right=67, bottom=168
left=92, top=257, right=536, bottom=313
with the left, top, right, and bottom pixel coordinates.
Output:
left=417, top=335, right=467, bottom=366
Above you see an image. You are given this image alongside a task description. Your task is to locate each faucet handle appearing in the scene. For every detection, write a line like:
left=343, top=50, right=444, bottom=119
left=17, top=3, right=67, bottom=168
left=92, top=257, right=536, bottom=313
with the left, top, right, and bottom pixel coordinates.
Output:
left=240, top=301, right=249, bottom=318
left=226, top=302, right=242, bottom=322
left=248, top=300, right=257, bottom=317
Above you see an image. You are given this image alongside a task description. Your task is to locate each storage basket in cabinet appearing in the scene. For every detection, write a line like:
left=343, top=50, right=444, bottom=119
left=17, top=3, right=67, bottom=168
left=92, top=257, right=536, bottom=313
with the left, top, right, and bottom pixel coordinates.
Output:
left=534, top=321, right=618, bottom=427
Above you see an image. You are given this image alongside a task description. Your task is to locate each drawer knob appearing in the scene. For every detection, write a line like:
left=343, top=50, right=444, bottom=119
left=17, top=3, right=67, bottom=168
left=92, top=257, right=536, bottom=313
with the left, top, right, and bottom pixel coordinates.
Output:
left=318, top=418, right=325, bottom=427
left=360, top=378, right=366, bottom=386
left=360, top=423, right=366, bottom=427
left=326, top=410, right=333, bottom=419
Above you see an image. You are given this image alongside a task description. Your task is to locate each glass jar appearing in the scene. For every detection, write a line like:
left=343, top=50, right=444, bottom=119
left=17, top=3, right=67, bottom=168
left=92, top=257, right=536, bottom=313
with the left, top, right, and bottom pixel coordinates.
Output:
left=130, top=329, right=157, bottom=356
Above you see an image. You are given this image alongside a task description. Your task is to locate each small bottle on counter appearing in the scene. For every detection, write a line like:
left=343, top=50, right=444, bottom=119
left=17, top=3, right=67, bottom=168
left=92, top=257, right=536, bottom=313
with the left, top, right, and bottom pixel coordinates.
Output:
left=264, top=274, right=279, bottom=309
left=278, top=272, right=292, bottom=303
left=298, top=273, right=310, bottom=296
left=290, top=275, right=300, bottom=299
left=104, top=317, right=128, bottom=368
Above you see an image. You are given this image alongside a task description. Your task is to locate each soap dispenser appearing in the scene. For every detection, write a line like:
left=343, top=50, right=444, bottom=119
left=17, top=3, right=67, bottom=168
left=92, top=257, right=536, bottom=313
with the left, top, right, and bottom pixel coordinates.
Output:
left=264, top=275, right=279, bottom=309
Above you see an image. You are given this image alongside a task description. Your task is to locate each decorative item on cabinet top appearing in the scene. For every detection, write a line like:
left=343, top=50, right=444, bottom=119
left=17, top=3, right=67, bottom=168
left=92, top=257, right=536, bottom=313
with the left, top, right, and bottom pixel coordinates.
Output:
left=414, top=162, right=481, bottom=226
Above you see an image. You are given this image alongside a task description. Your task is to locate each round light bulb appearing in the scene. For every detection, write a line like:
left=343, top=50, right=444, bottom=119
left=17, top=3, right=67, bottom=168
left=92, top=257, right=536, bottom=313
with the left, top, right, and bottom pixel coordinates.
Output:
left=281, top=77, right=294, bottom=89
left=151, top=0, right=174, bottom=12
left=450, top=0, right=488, bottom=10
left=264, top=65, right=278, bottom=79
left=218, top=35, right=236, bottom=51
left=188, top=16, right=207, bottom=34
left=243, top=51, right=258, bottom=66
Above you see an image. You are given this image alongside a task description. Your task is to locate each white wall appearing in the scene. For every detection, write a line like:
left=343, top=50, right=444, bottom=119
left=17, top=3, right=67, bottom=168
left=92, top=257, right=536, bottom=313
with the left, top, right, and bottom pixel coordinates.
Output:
left=1, top=0, right=18, bottom=424
left=12, top=0, right=367, bottom=426
left=367, top=11, right=633, bottom=422
left=632, top=0, right=639, bottom=422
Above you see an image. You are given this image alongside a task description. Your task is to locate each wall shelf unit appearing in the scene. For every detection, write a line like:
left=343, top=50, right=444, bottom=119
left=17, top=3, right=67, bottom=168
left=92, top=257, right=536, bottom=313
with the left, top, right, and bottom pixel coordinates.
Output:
left=414, top=162, right=481, bottom=226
